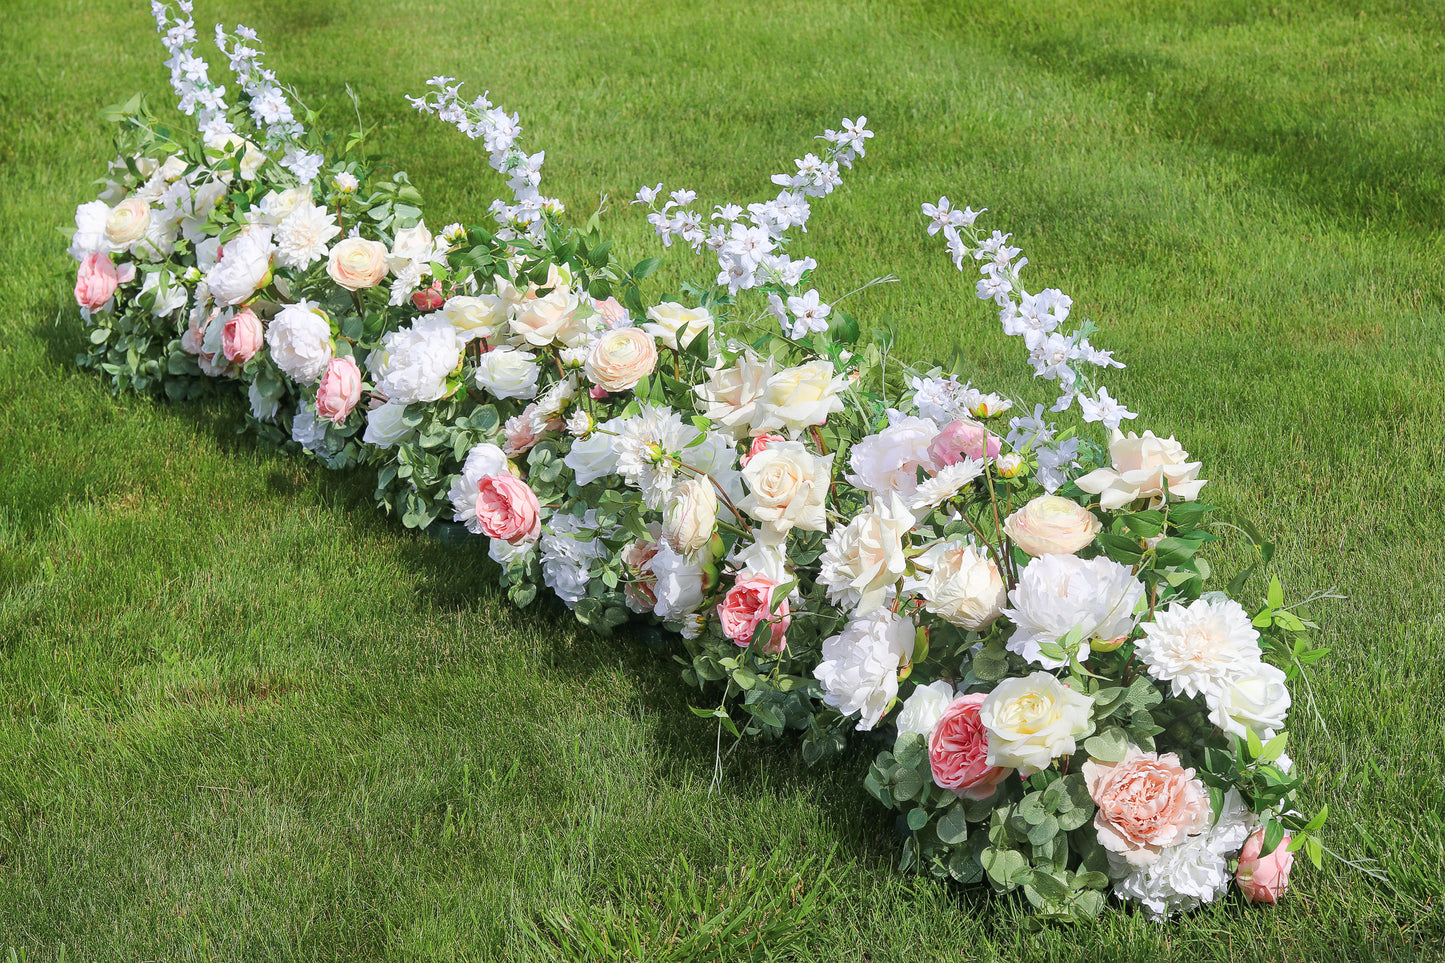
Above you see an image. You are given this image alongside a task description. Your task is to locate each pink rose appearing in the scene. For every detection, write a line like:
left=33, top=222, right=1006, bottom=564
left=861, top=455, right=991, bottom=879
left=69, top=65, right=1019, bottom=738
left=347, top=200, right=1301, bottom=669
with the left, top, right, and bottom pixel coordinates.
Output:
left=589, top=385, right=609, bottom=401
left=412, top=281, right=447, bottom=312
left=315, top=356, right=363, bottom=424
left=928, top=694, right=1009, bottom=800
left=929, top=419, right=1002, bottom=466
left=1236, top=827, right=1294, bottom=904
left=1082, top=746, right=1212, bottom=867
left=474, top=473, right=541, bottom=545
left=717, top=573, right=790, bottom=654
left=222, top=306, right=264, bottom=363
left=503, top=409, right=544, bottom=457
left=74, top=253, right=118, bottom=310
left=740, top=432, right=785, bottom=468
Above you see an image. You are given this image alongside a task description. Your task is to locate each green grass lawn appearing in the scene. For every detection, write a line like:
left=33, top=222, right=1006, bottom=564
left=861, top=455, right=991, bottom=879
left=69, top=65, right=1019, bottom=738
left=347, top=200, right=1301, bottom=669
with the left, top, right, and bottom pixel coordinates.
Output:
left=3, top=0, right=1444, bottom=959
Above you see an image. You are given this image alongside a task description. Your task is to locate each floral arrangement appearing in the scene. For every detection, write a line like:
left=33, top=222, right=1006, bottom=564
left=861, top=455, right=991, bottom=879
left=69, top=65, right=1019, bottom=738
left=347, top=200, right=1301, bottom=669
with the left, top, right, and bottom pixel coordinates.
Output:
left=68, top=1, right=1332, bottom=922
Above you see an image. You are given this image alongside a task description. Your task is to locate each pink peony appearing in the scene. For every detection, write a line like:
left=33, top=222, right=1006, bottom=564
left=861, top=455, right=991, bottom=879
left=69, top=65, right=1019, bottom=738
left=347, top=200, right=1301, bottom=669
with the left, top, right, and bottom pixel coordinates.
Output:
left=1236, top=827, right=1294, bottom=904
left=741, top=432, right=785, bottom=468
left=222, top=306, right=265, bottom=363
left=928, top=694, right=1010, bottom=800
left=1082, top=746, right=1212, bottom=867
left=717, top=573, right=790, bottom=654
left=315, top=356, right=362, bottom=424
left=929, top=419, right=1002, bottom=466
left=74, top=253, right=118, bottom=310
left=474, top=473, right=541, bottom=545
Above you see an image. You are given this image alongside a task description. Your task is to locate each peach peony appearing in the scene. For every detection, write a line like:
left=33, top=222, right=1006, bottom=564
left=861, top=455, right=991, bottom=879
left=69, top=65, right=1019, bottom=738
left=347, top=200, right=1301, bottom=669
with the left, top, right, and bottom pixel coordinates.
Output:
left=717, top=573, right=790, bottom=654
left=1083, top=746, right=1212, bottom=867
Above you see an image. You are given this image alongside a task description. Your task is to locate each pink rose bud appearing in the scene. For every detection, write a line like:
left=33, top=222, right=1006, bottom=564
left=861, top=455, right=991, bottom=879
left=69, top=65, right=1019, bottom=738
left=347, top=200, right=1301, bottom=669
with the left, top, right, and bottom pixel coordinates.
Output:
left=740, top=432, right=785, bottom=468
left=315, top=356, right=363, bottom=424
left=475, top=473, right=542, bottom=545
left=589, top=385, right=610, bottom=401
left=412, top=281, right=447, bottom=312
left=717, top=573, right=790, bottom=654
left=594, top=296, right=630, bottom=328
left=222, top=306, right=265, bottom=363
left=1236, top=827, right=1295, bottom=904
left=74, top=253, right=119, bottom=310
left=929, top=418, right=1002, bottom=466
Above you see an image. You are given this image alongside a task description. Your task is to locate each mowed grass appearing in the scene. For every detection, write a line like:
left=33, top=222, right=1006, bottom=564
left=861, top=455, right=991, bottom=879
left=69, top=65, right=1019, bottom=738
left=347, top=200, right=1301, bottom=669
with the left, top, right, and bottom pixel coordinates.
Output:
left=2, top=0, right=1443, bottom=959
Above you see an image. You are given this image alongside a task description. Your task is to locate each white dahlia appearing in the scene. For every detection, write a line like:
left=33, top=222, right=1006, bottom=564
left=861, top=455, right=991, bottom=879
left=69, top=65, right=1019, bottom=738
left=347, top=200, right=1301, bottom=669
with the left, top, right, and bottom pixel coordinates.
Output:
left=274, top=201, right=340, bottom=270
left=1135, top=597, right=1263, bottom=700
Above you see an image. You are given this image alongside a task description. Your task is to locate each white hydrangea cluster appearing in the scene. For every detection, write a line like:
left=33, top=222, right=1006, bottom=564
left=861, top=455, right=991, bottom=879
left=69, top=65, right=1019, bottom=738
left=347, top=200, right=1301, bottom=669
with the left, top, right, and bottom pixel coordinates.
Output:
left=1111, top=791, right=1255, bottom=920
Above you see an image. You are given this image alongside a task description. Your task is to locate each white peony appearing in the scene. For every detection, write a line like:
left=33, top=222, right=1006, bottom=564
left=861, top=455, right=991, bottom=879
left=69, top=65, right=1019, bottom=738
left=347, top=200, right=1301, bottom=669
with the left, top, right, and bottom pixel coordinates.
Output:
left=1075, top=429, right=1206, bottom=510
left=751, top=360, right=851, bottom=437
left=266, top=301, right=334, bottom=384
left=205, top=228, right=273, bottom=305
left=373, top=316, right=463, bottom=404
left=1111, top=790, right=1254, bottom=920
left=69, top=200, right=113, bottom=260
left=541, top=512, right=605, bottom=606
left=903, top=540, right=1006, bottom=630
left=447, top=443, right=510, bottom=533
left=473, top=346, right=541, bottom=400
left=845, top=415, right=939, bottom=498
left=1205, top=662, right=1292, bottom=740
left=363, top=401, right=415, bottom=449
left=1135, top=597, right=1263, bottom=700
left=980, top=671, right=1094, bottom=776
left=894, top=680, right=956, bottom=745
left=1003, top=554, right=1145, bottom=669
left=817, top=491, right=914, bottom=615
left=651, top=544, right=705, bottom=623
left=814, top=610, right=915, bottom=732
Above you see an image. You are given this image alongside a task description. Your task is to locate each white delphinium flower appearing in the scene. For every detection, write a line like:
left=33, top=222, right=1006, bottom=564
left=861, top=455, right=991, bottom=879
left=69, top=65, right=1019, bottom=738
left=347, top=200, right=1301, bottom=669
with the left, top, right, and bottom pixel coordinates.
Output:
left=921, top=196, right=982, bottom=235
left=447, top=443, right=510, bottom=533
left=817, top=491, right=913, bottom=614
left=281, top=148, right=324, bottom=185
left=1003, top=288, right=1070, bottom=348
left=909, top=374, right=968, bottom=424
left=473, top=346, right=541, bottom=400
left=373, top=316, right=463, bottom=404
left=784, top=289, right=831, bottom=338
left=274, top=201, right=340, bottom=270
left=894, top=680, right=956, bottom=745
left=813, top=609, right=915, bottom=732
left=1003, top=554, right=1145, bottom=669
left=1135, top=598, right=1264, bottom=700
left=1078, top=386, right=1138, bottom=430
left=1112, top=790, right=1254, bottom=920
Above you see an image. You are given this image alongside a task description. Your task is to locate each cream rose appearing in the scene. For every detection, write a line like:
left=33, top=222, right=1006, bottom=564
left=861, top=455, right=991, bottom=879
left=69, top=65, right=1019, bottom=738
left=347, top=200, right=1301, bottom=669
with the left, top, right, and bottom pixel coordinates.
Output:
left=327, top=237, right=390, bottom=291
left=663, top=477, right=717, bottom=557
left=473, top=346, right=541, bottom=400
left=644, top=301, right=713, bottom=351
left=442, top=294, right=508, bottom=342
left=104, top=197, right=151, bottom=250
left=904, top=540, right=1006, bottom=630
left=1075, top=429, right=1206, bottom=510
left=980, top=671, right=1094, bottom=776
left=737, top=440, right=832, bottom=535
left=694, top=353, right=777, bottom=440
left=817, top=491, right=912, bottom=614
left=511, top=284, right=583, bottom=347
left=1002, top=494, right=1102, bottom=556
left=751, top=360, right=851, bottom=437
left=585, top=327, right=657, bottom=392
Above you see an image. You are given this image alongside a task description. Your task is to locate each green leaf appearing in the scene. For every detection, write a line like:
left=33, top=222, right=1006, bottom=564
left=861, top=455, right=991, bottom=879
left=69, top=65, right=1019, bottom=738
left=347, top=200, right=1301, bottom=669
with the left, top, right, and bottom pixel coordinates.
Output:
left=1262, top=818, right=1285, bottom=857
left=1267, top=575, right=1285, bottom=609
left=937, top=807, right=970, bottom=845
left=1259, top=731, right=1288, bottom=764
left=1025, top=814, right=1060, bottom=847
left=906, top=807, right=929, bottom=832
left=981, top=847, right=1028, bottom=889
left=631, top=257, right=661, bottom=279
left=1083, top=728, right=1129, bottom=763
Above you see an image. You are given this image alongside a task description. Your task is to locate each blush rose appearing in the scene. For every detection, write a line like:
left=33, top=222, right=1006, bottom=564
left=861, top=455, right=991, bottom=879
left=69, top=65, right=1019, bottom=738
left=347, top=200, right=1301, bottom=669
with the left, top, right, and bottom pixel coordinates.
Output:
left=474, top=474, right=541, bottom=545
left=928, top=693, right=1010, bottom=800
left=717, top=573, right=790, bottom=655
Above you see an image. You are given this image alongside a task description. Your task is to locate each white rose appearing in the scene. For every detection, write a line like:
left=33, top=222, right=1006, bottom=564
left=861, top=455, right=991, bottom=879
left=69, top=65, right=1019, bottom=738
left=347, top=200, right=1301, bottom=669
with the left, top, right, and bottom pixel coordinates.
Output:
left=738, top=440, right=832, bottom=535
left=1002, top=494, right=1102, bottom=556
left=374, top=316, right=463, bottom=404
left=104, top=197, right=151, bottom=250
left=564, top=417, right=623, bottom=486
left=205, top=228, right=273, bottom=306
left=894, top=680, right=956, bottom=745
left=846, top=416, right=939, bottom=498
left=644, top=301, right=713, bottom=351
left=442, top=295, right=508, bottom=342
left=474, top=346, right=541, bottom=400
left=388, top=220, right=435, bottom=271
left=327, top=237, right=390, bottom=291
left=904, top=540, right=1006, bottom=630
left=511, top=285, right=583, bottom=347
left=363, top=401, right=415, bottom=449
left=814, top=610, right=915, bottom=731
left=266, top=301, right=334, bottom=384
left=980, top=672, right=1094, bottom=776
left=651, top=544, right=705, bottom=623
left=817, top=491, right=913, bottom=614
left=752, top=360, right=851, bottom=437
left=1003, top=554, right=1145, bottom=669
left=694, top=353, right=776, bottom=440
left=1075, top=429, right=1206, bottom=510
left=585, top=328, right=657, bottom=392
left=1205, top=662, right=1291, bottom=741
left=663, top=477, right=717, bottom=557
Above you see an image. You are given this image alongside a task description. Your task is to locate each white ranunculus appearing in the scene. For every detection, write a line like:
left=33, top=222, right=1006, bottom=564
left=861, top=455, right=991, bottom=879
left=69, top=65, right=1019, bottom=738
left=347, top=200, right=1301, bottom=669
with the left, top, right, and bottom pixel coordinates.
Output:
left=327, top=236, right=390, bottom=291
left=564, top=416, right=623, bottom=485
left=447, top=443, right=510, bottom=532
left=1136, top=597, right=1264, bottom=700
left=362, top=401, right=415, bottom=449
left=442, top=294, right=508, bottom=342
left=266, top=301, right=334, bottom=384
left=1075, top=429, right=1206, bottom=510
left=980, top=672, right=1094, bottom=776
left=904, top=540, right=1006, bottom=630
left=894, top=680, right=956, bottom=745
left=663, top=477, right=717, bottom=557
left=738, top=440, right=833, bottom=535
left=1205, top=662, right=1291, bottom=741
left=813, top=610, right=915, bottom=732
left=817, top=492, right=913, bottom=615
left=205, top=228, right=273, bottom=306
left=374, top=316, right=463, bottom=404
left=511, top=284, right=583, bottom=347
left=474, top=346, right=541, bottom=400
left=694, top=352, right=777, bottom=440
left=1002, top=494, right=1102, bottom=556
left=104, top=197, right=151, bottom=250
left=643, top=301, right=714, bottom=351
left=846, top=415, right=940, bottom=498
left=651, top=544, right=705, bottom=623
left=751, top=360, right=851, bottom=437
left=1003, top=554, right=1145, bottom=669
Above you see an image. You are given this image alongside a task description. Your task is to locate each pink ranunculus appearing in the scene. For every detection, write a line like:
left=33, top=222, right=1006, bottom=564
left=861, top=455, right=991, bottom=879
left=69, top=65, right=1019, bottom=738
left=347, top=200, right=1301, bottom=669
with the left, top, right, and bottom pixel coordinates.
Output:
left=412, top=281, right=447, bottom=312
left=1082, top=746, right=1212, bottom=867
left=717, top=573, right=790, bottom=655
left=1236, top=827, right=1295, bottom=904
left=75, top=253, right=118, bottom=310
left=928, top=693, right=1010, bottom=800
left=222, top=306, right=265, bottom=363
left=740, top=432, right=785, bottom=468
left=929, top=419, right=1002, bottom=466
left=474, top=473, right=541, bottom=545
left=315, top=356, right=363, bottom=424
